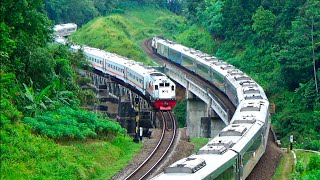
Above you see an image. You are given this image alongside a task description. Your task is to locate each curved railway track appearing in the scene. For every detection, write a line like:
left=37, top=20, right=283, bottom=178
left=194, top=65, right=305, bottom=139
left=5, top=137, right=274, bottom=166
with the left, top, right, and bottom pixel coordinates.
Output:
left=142, top=38, right=282, bottom=179
left=124, top=111, right=177, bottom=180
left=143, top=38, right=236, bottom=115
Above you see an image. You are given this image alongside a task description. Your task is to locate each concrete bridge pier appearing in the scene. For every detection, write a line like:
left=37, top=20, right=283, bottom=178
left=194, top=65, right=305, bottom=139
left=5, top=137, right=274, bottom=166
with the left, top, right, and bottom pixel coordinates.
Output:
left=186, top=90, right=226, bottom=138
left=186, top=90, right=208, bottom=138
left=118, top=97, right=135, bottom=134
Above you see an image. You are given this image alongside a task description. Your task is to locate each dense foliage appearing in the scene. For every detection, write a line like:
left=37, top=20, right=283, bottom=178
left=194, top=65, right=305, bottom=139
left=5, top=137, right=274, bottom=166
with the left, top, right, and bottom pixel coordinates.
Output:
left=24, top=106, right=126, bottom=140
left=1, top=0, right=319, bottom=178
left=1, top=0, right=140, bottom=178
left=294, top=152, right=320, bottom=179
left=172, top=0, right=320, bottom=151
left=173, top=100, right=187, bottom=128
left=67, top=0, right=320, bottom=151
left=42, top=0, right=172, bottom=26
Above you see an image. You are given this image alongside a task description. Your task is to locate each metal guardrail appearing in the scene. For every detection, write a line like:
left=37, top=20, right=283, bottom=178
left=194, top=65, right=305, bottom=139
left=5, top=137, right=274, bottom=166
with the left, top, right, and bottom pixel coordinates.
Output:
left=165, top=64, right=229, bottom=124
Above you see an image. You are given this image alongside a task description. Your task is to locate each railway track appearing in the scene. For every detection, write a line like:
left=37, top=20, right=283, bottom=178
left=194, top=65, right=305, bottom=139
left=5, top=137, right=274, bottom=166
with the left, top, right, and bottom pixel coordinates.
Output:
left=143, top=38, right=236, bottom=115
left=142, top=38, right=282, bottom=179
left=124, top=111, right=177, bottom=180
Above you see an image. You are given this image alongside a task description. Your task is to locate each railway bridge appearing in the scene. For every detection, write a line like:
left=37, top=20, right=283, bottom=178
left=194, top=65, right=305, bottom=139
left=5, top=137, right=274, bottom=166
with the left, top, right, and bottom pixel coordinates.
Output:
left=163, top=64, right=231, bottom=138
left=79, top=70, right=156, bottom=134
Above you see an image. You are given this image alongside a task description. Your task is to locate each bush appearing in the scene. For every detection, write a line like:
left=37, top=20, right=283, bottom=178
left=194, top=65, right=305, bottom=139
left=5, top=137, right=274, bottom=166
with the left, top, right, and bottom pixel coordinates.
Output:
left=173, top=100, right=186, bottom=128
left=296, top=161, right=305, bottom=174
left=307, top=155, right=320, bottom=171
left=24, top=107, right=126, bottom=140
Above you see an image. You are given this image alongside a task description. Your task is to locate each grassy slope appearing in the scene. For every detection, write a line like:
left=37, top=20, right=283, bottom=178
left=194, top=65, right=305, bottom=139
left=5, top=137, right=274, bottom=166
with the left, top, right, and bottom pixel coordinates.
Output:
left=1, top=122, right=142, bottom=179
left=191, top=137, right=210, bottom=153
left=71, top=6, right=171, bottom=65
left=272, top=151, right=294, bottom=180
left=71, top=6, right=216, bottom=65
left=272, top=150, right=320, bottom=180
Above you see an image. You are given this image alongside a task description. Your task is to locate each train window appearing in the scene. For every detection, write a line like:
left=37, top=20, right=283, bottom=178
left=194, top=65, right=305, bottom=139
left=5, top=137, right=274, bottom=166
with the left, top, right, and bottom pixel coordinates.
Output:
left=155, top=85, right=158, bottom=90
left=165, top=83, right=169, bottom=87
left=213, top=164, right=235, bottom=180
left=243, top=135, right=262, bottom=167
left=197, top=63, right=209, bottom=76
left=171, top=85, right=174, bottom=91
left=182, top=56, right=194, bottom=66
left=160, top=83, right=164, bottom=87
left=169, top=49, right=181, bottom=62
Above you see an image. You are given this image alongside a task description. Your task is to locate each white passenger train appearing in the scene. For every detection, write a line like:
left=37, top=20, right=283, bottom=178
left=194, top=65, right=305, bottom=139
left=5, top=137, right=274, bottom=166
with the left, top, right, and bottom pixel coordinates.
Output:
left=53, top=23, right=77, bottom=37
left=70, top=44, right=176, bottom=110
left=151, top=37, right=270, bottom=179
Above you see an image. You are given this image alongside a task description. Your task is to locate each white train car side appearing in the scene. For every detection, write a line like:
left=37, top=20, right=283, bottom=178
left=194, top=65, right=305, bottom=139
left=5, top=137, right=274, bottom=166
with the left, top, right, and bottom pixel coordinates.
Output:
left=151, top=36, right=270, bottom=180
left=70, top=44, right=177, bottom=110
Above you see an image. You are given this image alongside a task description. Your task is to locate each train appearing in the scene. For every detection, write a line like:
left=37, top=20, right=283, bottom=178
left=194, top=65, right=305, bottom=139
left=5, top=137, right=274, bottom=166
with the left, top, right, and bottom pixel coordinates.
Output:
left=151, top=36, right=270, bottom=179
left=53, top=23, right=77, bottom=37
left=69, top=44, right=176, bottom=110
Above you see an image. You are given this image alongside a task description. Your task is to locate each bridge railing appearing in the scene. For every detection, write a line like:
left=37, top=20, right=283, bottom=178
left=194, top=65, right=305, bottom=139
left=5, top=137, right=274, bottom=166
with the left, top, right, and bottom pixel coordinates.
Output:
left=165, top=64, right=230, bottom=125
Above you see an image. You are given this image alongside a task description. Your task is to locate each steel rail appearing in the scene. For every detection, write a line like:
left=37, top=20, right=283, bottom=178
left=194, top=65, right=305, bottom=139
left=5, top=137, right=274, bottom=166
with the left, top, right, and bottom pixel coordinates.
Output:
left=124, top=111, right=176, bottom=180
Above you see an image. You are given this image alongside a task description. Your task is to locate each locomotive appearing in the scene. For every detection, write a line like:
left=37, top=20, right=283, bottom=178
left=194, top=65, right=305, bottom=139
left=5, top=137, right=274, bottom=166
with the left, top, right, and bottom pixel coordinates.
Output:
left=151, top=36, right=270, bottom=179
left=70, top=44, right=176, bottom=110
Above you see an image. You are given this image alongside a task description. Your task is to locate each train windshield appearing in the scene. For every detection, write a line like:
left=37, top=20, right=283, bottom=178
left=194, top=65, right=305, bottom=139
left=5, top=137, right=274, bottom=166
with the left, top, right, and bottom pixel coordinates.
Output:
left=150, top=73, right=164, bottom=77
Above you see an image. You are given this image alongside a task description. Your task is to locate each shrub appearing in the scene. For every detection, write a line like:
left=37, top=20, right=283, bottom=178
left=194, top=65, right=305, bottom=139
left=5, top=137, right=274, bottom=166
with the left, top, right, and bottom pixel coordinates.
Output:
left=24, top=107, right=126, bottom=140
left=173, top=100, right=186, bottom=128
left=307, top=155, right=320, bottom=171
left=295, top=161, right=305, bottom=174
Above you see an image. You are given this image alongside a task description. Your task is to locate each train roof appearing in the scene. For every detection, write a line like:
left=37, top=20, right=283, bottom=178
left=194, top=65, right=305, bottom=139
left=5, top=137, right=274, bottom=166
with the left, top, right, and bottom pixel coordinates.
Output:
left=230, top=100, right=269, bottom=124
left=153, top=37, right=270, bottom=180
left=153, top=151, right=237, bottom=180
left=156, top=38, right=234, bottom=77
left=73, top=45, right=161, bottom=78
left=53, top=23, right=77, bottom=31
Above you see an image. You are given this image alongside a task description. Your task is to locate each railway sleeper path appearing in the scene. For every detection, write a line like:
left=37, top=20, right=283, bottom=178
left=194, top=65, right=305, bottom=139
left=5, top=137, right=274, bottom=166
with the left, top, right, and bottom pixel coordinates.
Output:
left=124, top=111, right=177, bottom=180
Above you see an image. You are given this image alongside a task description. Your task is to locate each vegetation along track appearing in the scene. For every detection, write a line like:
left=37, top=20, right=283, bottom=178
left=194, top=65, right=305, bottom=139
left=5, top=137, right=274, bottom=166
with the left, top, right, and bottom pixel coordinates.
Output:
left=142, top=38, right=282, bottom=179
left=124, top=111, right=177, bottom=180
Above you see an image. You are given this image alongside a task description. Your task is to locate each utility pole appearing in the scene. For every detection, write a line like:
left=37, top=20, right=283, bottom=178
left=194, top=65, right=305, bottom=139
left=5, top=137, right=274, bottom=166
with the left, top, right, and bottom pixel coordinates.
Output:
left=133, top=97, right=140, bottom=143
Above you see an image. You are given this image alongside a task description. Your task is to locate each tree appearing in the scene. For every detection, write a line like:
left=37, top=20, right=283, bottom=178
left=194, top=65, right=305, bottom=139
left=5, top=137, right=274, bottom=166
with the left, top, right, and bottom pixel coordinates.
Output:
left=184, top=0, right=205, bottom=21
left=23, top=82, right=52, bottom=117
left=43, top=0, right=99, bottom=26
left=0, top=0, right=52, bottom=81
left=252, top=6, right=276, bottom=39
left=279, top=0, right=320, bottom=90
left=198, top=0, right=224, bottom=38
left=305, top=0, right=320, bottom=93
left=167, top=0, right=183, bottom=14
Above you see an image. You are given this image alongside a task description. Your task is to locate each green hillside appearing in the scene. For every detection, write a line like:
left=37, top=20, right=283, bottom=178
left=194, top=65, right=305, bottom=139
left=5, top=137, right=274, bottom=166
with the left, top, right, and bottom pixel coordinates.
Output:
left=71, top=6, right=216, bottom=65
left=2, top=0, right=319, bottom=179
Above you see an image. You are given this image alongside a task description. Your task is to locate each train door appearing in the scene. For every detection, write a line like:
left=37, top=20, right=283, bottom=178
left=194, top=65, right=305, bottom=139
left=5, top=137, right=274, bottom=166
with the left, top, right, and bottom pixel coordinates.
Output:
left=103, top=59, right=107, bottom=72
left=153, top=81, right=159, bottom=100
left=124, top=67, right=127, bottom=83
left=236, top=153, right=243, bottom=180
